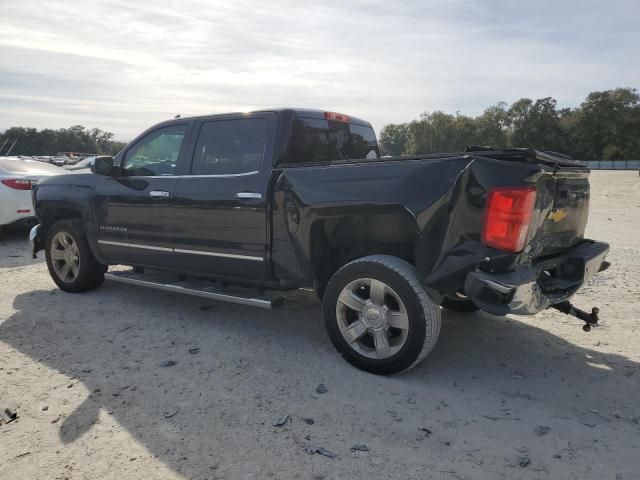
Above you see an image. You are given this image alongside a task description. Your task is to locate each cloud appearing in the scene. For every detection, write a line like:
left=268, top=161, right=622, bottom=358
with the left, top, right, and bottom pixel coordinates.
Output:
left=1, top=0, right=638, bottom=140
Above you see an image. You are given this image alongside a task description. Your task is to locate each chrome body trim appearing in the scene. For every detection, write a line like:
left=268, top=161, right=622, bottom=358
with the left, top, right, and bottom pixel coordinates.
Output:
left=97, top=240, right=173, bottom=252
left=98, top=240, right=263, bottom=261
left=174, top=248, right=263, bottom=261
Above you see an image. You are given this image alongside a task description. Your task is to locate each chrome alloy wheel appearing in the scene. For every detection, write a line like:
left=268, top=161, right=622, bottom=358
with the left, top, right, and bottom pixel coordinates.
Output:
left=50, top=231, right=80, bottom=283
left=336, top=278, right=409, bottom=360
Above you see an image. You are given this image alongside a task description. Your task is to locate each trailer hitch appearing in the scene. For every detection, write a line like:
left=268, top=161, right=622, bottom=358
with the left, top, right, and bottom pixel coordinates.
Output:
left=551, top=301, right=600, bottom=332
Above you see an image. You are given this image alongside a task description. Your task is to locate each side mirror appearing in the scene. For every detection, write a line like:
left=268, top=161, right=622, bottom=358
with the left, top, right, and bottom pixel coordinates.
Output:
left=91, top=156, right=115, bottom=175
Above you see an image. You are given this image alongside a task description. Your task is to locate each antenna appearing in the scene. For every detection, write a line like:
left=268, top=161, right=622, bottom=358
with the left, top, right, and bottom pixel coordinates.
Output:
left=5, top=139, right=17, bottom=156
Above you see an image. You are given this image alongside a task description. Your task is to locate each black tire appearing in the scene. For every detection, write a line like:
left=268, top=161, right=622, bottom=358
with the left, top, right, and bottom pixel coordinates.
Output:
left=440, top=293, right=479, bottom=313
left=322, top=255, right=441, bottom=375
left=45, top=220, right=107, bottom=292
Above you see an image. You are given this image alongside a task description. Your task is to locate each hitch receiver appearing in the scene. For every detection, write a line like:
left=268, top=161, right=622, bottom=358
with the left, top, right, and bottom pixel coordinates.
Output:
left=551, top=301, right=600, bottom=332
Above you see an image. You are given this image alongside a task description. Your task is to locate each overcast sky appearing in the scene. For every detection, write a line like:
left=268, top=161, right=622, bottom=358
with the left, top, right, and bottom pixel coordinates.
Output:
left=1, top=0, right=638, bottom=140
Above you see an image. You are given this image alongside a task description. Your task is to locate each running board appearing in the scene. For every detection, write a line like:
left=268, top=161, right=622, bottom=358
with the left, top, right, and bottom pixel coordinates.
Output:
left=105, top=270, right=284, bottom=309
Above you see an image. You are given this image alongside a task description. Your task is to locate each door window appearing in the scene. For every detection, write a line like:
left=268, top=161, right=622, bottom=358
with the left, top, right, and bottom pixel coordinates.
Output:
left=123, top=125, right=186, bottom=176
left=192, top=118, right=267, bottom=175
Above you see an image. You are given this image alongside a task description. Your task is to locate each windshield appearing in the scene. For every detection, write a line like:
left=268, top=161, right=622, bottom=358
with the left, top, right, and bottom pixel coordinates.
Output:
left=288, top=117, right=379, bottom=164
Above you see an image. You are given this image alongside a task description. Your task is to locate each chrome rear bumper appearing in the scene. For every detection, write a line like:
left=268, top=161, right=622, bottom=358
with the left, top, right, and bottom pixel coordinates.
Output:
left=464, top=240, right=610, bottom=316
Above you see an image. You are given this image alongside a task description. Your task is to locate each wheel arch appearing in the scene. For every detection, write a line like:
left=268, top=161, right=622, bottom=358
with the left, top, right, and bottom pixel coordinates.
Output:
left=37, top=204, right=105, bottom=264
left=307, top=206, right=418, bottom=292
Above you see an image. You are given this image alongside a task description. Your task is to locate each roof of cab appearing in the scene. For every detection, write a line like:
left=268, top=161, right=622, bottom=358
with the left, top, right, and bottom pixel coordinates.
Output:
left=163, top=108, right=372, bottom=127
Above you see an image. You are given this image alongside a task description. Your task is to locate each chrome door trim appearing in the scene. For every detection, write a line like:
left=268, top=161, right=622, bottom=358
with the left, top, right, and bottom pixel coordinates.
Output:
left=97, top=240, right=173, bottom=252
left=174, top=248, right=263, bottom=261
left=126, top=171, right=259, bottom=180
left=98, top=240, right=263, bottom=261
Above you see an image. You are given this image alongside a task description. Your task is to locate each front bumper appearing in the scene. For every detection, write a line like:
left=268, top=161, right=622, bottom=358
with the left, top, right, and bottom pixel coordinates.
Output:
left=464, top=240, right=609, bottom=315
left=29, top=224, right=41, bottom=259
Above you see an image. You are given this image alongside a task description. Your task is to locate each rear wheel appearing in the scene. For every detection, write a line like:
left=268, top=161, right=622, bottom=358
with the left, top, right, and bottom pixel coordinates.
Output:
left=45, top=220, right=107, bottom=292
left=323, top=255, right=441, bottom=375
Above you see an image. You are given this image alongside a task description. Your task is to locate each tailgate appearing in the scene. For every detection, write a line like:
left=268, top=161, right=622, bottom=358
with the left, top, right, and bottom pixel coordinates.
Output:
left=530, top=168, right=590, bottom=257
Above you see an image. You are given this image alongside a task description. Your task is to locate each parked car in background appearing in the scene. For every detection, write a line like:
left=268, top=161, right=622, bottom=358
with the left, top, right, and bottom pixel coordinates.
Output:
left=0, top=157, right=64, bottom=230
left=64, top=156, right=96, bottom=171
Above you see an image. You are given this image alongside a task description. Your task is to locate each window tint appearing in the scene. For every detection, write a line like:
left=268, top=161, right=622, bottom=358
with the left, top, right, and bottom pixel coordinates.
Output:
left=288, top=117, right=379, bottom=164
left=124, top=125, right=186, bottom=176
left=192, top=118, right=267, bottom=175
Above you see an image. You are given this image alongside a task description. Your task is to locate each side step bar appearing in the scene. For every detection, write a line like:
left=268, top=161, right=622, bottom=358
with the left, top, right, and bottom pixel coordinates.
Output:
left=105, top=271, right=284, bottom=309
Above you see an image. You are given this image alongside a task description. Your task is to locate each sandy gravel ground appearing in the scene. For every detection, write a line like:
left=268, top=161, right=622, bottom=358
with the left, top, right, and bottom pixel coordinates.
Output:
left=1, top=171, right=639, bottom=480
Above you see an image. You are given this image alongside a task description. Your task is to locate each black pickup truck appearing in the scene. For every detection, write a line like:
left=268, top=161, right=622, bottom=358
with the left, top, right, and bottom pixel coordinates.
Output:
left=30, top=108, right=609, bottom=374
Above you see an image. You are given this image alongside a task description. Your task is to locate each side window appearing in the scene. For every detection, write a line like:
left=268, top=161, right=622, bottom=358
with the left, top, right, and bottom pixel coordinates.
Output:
left=192, top=118, right=267, bottom=175
left=123, top=125, right=186, bottom=176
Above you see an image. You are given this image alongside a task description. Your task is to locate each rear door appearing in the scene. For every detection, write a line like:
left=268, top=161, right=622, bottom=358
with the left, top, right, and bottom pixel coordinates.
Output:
left=172, top=113, right=277, bottom=280
left=93, top=123, right=192, bottom=269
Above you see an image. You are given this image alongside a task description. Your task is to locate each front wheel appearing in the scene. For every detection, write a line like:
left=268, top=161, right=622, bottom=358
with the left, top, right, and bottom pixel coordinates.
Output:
left=323, top=255, right=441, bottom=375
left=45, top=220, right=107, bottom=292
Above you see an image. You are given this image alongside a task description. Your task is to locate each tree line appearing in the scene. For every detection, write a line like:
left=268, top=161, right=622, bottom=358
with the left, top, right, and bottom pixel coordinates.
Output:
left=379, top=88, right=640, bottom=160
left=0, top=125, right=127, bottom=156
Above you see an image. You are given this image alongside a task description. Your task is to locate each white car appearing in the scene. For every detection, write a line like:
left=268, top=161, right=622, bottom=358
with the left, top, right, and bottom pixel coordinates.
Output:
left=0, top=157, right=65, bottom=229
left=64, top=156, right=96, bottom=171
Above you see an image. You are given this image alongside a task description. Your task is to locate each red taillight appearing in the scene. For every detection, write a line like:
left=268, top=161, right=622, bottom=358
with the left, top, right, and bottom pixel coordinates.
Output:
left=482, top=187, right=536, bottom=253
left=324, top=111, right=350, bottom=123
left=1, top=179, right=32, bottom=190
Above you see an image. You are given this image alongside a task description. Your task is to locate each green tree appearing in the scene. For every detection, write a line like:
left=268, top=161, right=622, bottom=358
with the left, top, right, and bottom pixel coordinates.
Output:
left=379, top=123, right=409, bottom=155
left=405, top=111, right=479, bottom=154
left=572, top=88, right=640, bottom=160
left=475, top=102, right=511, bottom=147
left=0, top=125, right=126, bottom=156
left=509, top=97, right=565, bottom=152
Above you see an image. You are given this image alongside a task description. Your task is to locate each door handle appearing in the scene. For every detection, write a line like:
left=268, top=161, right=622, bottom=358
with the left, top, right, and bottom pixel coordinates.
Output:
left=149, top=190, right=171, bottom=197
left=235, top=192, right=262, bottom=200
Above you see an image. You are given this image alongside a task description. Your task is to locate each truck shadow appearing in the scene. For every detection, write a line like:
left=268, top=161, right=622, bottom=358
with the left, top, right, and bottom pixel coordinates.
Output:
left=1, top=285, right=638, bottom=477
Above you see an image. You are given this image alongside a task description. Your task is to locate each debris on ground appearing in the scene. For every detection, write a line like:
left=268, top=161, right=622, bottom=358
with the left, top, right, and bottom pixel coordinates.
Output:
left=303, top=445, right=336, bottom=458
left=188, top=348, right=200, bottom=355
left=303, top=418, right=314, bottom=425
left=0, top=408, right=18, bottom=424
left=272, top=414, right=289, bottom=427
left=315, top=383, right=328, bottom=394
left=159, top=360, right=177, bottom=368
left=518, top=455, right=531, bottom=467
left=534, top=425, right=551, bottom=436
left=162, top=407, right=180, bottom=419
left=350, top=444, right=369, bottom=452
left=419, top=427, right=432, bottom=437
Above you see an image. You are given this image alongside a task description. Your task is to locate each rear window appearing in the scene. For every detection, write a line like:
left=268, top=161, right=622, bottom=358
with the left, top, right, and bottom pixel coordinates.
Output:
left=288, top=117, right=379, bottom=164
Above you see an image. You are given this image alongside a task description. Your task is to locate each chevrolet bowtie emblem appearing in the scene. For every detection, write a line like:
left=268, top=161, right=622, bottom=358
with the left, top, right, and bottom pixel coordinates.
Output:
left=548, top=209, right=568, bottom=223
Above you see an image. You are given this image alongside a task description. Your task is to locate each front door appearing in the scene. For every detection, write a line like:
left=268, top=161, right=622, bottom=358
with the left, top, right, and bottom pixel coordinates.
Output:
left=94, top=123, right=191, bottom=269
left=172, top=113, right=276, bottom=281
